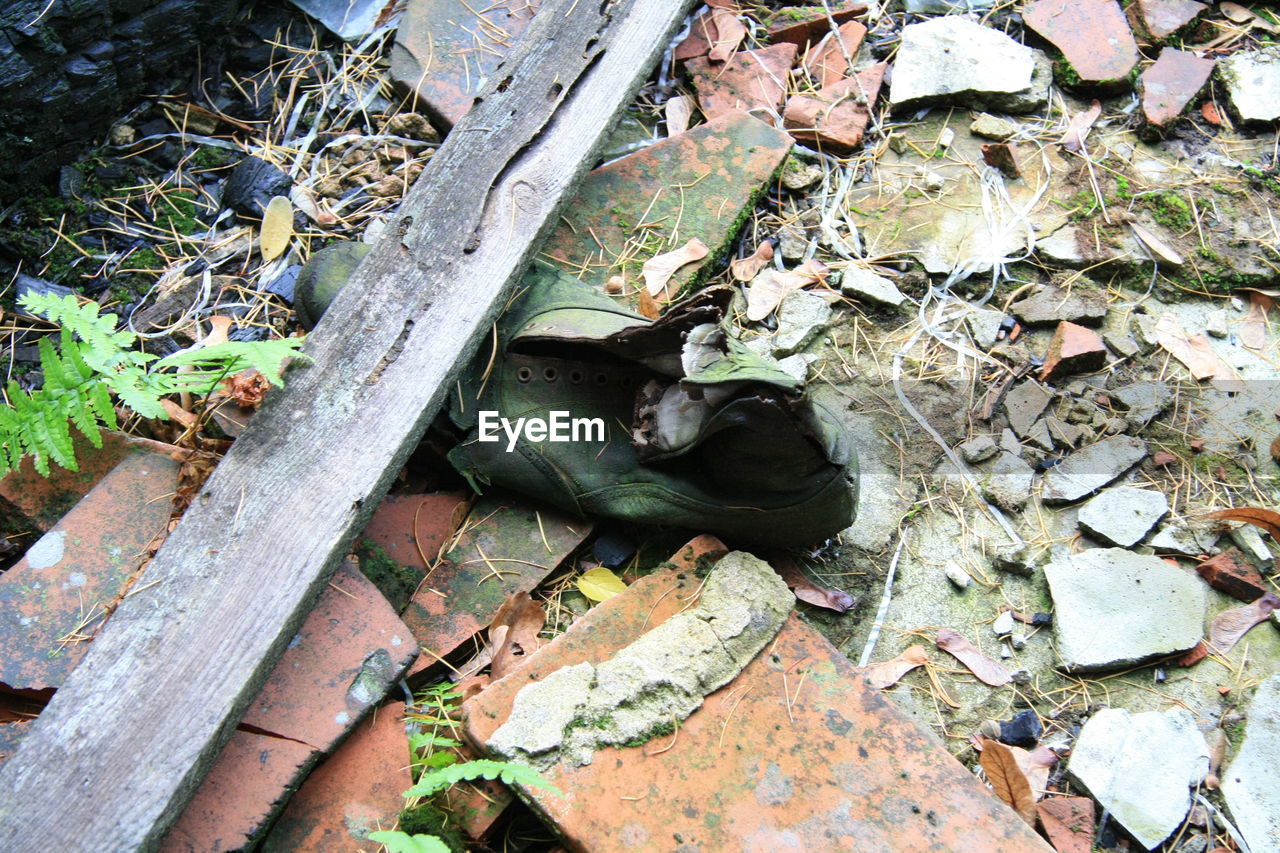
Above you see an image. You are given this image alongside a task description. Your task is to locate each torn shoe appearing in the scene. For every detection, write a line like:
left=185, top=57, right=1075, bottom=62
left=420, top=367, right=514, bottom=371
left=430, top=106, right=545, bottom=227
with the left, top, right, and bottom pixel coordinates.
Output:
left=447, top=263, right=857, bottom=547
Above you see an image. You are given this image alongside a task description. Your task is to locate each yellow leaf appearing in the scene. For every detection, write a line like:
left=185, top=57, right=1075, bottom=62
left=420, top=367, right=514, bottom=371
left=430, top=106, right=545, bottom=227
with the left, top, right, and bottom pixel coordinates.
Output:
left=576, top=567, right=627, bottom=602
left=260, top=195, right=293, bottom=262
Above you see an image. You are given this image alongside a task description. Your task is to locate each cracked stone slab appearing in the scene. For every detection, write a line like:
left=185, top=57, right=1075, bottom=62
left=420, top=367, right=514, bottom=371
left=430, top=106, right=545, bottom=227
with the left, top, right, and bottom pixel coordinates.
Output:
left=0, top=451, right=180, bottom=691
left=889, top=16, right=1051, bottom=113
left=1040, top=435, right=1147, bottom=504
left=1044, top=548, right=1205, bottom=671
left=1221, top=675, right=1280, bottom=853
left=1004, top=380, right=1054, bottom=438
left=1077, top=486, right=1169, bottom=547
left=1067, top=707, right=1208, bottom=849
left=464, top=556, right=1053, bottom=852
left=1219, top=47, right=1280, bottom=124
left=1009, top=284, right=1108, bottom=327
left=485, top=551, right=793, bottom=768
left=541, top=111, right=792, bottom=295
left=388, top=0, right=541, bottom=129
left=1024, top=0, right=1140, bottom=92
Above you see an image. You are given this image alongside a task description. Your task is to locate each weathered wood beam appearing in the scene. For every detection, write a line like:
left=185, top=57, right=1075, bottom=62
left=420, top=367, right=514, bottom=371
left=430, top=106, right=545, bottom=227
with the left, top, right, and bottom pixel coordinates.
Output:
left=0, top=1, right=693, bottom=849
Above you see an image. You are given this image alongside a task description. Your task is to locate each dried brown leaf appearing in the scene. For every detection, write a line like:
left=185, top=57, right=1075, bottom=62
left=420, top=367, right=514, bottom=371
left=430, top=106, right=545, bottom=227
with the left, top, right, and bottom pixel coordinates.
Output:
left=773, top=557, right=855, bottom=612
left=729, top=241, right=774, bottom=282
left=708, top=7, right=747, bottom=61
left=978, top=737, right=1037, bottom=826
left=1060, top=100, right=1102, bottom=153
left=260, top=195, right=293, bottom=262
left=1130, top=221, right=1184, bottom=267
left=1207, top=592, right=1279, bottom=654
left=1155, top=312, right=1235, bottom=381
left=1204, top=507, right=1280, bottom=541
left=636, top=289, right=661, bottom=319
left=744, top=259, right=828, bottom=321
left=1037, top=796, right=1094, bottom=853
left=1014, top=745, right=1059, bottom=801
left=643, top=238, right=709, bottom=300
left=489, top=591, right=546, bottom=680
left=665, top=95, right=695, bottom=137
left=936, top=629, right=1013, bottom=687
left=862, top=645, right=929, bottom=689
left=1239, top=291, right=1270, bottom=350
left=1222, top=1, right=1280, bottom=31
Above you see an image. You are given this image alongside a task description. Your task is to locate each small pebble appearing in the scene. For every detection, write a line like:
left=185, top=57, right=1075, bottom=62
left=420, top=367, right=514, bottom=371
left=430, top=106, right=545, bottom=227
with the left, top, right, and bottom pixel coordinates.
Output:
left=605, top=275, right=624, bottom=294
left=944, top=560, right=970, bottom=589
left=992, top=610, right=1016, bottom=636
left=1011, top=633, right=1028, bottom=650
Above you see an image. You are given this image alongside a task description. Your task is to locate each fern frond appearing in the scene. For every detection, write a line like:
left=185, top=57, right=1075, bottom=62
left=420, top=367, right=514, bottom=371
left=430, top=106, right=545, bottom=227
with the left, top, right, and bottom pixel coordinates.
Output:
left=18, top=293, right=136, bottom=361
left=155, top=337, right=310, bottom=386
left=403, top=759, right=562, bottom=799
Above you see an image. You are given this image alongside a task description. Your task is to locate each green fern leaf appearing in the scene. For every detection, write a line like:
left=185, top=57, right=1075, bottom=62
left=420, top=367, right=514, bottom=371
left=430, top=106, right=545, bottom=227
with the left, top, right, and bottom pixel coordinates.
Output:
left=156, top=337, right=309, bottom=386
left=403, top=759, right=562, bottom=799
left=39, top=335, right=68, bottom=391
left=18, top=293, right=135, bottom=361
left=366, top=831, right=452, bottom=853
left=88, top=381, right=118, bottom=433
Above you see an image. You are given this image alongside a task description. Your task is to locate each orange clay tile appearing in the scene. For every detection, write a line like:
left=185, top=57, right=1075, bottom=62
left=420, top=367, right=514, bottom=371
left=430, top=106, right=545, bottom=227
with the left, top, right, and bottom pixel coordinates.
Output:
left=464, top=566, right=1052, bottom=852
left=258, top=702, right=411, bottom=852
left=0, top=450, right=180, bottom=690
left=685, top=43, right=798, bottom=120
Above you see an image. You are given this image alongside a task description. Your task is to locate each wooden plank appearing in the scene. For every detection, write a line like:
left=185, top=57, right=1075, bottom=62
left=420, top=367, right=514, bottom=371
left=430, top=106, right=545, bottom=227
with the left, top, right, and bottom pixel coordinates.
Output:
left=0, top=2, right=694, bottom=849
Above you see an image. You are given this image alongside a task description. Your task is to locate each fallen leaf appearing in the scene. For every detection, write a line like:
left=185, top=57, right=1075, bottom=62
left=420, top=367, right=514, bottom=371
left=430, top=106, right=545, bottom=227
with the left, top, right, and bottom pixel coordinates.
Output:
left=773, top=557, right=855, bottom=612
left=862, top=645, right=929, bottom=689
left=978, top=737, right=1037, bottom=826
left=1014, top=745, right=1059, bottom=800
left=1204, top=507, right=1280, bottom=541
left=744, top=259, right=828, bottom=321
left=1130, top=221, right=1184, bottom=267
left=665, top=95, right=695, bottom=137
left=708, top=6, right=747, bottom=61
left=1221, top=1, right=1280, bottom=32
left=636, top=288, right=661, bottom=319
left=1207, top=592, right=1280, bottom=654
left=1155, top=312, right=1235, bottom=381
left=1037, top=796, right=1094, bottom=853
left=489, top=591, right=546, bottom=680
left=1239, top=291, right=1271, bottom=349
left=1176, top=640, right=1210, bottom=667
left=260, top=195, right=293, bottom=262
left=643, top=238, right=709, bottom=300
left=577, top=566, right=627, bottom=602
left=160, top=398, right=199, bottom=428
left=936, top=629, right=1013, bottom=687
left=729, top=241, right=774, bottom=282
left=1060, top=100, right=1102, bottom=153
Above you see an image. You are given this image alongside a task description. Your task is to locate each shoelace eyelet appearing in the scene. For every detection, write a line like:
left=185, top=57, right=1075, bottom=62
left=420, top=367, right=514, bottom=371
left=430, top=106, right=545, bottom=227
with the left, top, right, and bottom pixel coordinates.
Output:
left=516, top=366, right=533, bottom=383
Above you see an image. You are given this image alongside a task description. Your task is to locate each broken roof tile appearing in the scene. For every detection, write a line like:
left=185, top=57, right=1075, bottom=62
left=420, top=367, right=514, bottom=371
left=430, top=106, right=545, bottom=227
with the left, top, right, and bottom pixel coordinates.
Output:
left=258, top=702, right=411, bottom=852
left=356, top=491, right=468, bottom=610
left=464, top=555, right=1052, bottom=851
left=241, top=558, right=418, bottom=752
left=159, top=730, right=318, bottom=853
left=541, top=110, right=792, bottom=295
left=0, top=430, right=184, bottom=532
left=805, top=20, right=867, bottom=87
left=784, top=62, right=886, bottom=154
left=766, top=2, right=868, bottom=49
left=1132, top=0, right=1207, bottom=41
left=389, top=0, right=541, bottom=129
left=400, top=495, right=590, bottom=677
left=0, top=451, right=180, bottom=691
left=1142, top=48, right=1214, bottom=128
left=686, top=42, right=798, bottom=121
left=1024, top=0, right=1140, bottom=92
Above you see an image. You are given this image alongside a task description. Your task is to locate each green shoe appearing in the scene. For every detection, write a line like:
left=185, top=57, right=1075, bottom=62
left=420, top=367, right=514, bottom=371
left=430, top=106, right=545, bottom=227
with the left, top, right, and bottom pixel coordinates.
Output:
left=445, top=263, right=857, bottom=547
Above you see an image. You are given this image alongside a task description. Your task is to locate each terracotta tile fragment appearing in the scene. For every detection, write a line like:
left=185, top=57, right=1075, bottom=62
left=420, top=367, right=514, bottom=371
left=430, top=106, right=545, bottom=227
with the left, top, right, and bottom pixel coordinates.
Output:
left=259, top=702, right=412, bottom=852
left=542, top=111, right=792, bottom=294
left=674, top=8, right=717, bottom=61
left=1141, top=48, right=1215, bottom=127
left=388, top=0, right=541, bottom=128
left=982, top=143, right=1022, bottom=178
left=241, top=558, right=419, bottom=751
left=356, top=492, right=468, bottom=609
left=783, top=62, right=886, bottom=153
left=806, top=20, right=867, bottom=87
left=1133, top=0, right=1207, bottom=40
left=1039, top=321, right=1108, bottom=382
left=767, top=1, right=868, bottom=49
left=464, top=566, right=1051, bottom=851
left=1024, top=0, right=1140, bottom=91
left=0, top=451, right=180, bottom=690
left=400, top=496, right=590, bottom=676
left=159, top=730, right=318, bottom=853
left=1201, top=101, right=1222, bottom=125
left=686, top=42, right=798, bottom=120
left=1037, top=796, right=1095, bottom=852
left=0, top=430, right=185, bottom=532
left=1196, top=549, right=1267, bottom=602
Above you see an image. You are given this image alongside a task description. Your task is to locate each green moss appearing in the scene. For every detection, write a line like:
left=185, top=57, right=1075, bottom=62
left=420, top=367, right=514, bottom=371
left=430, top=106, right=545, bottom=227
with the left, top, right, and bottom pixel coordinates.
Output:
left=396, top=803, right=467, bottom=852
left=190, top=146, right=236, bottom=170
left=624, top=719, right=676, bottom=747
left=354, top=540, right=424, bottom=612
left=1141, top=190, right=1192, bottom=231
left=155, top=189, right=204, bottom=236
left=1113, top=175, right=1132, bottom=201
left=1052, top=189, right=1100, bottom=222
